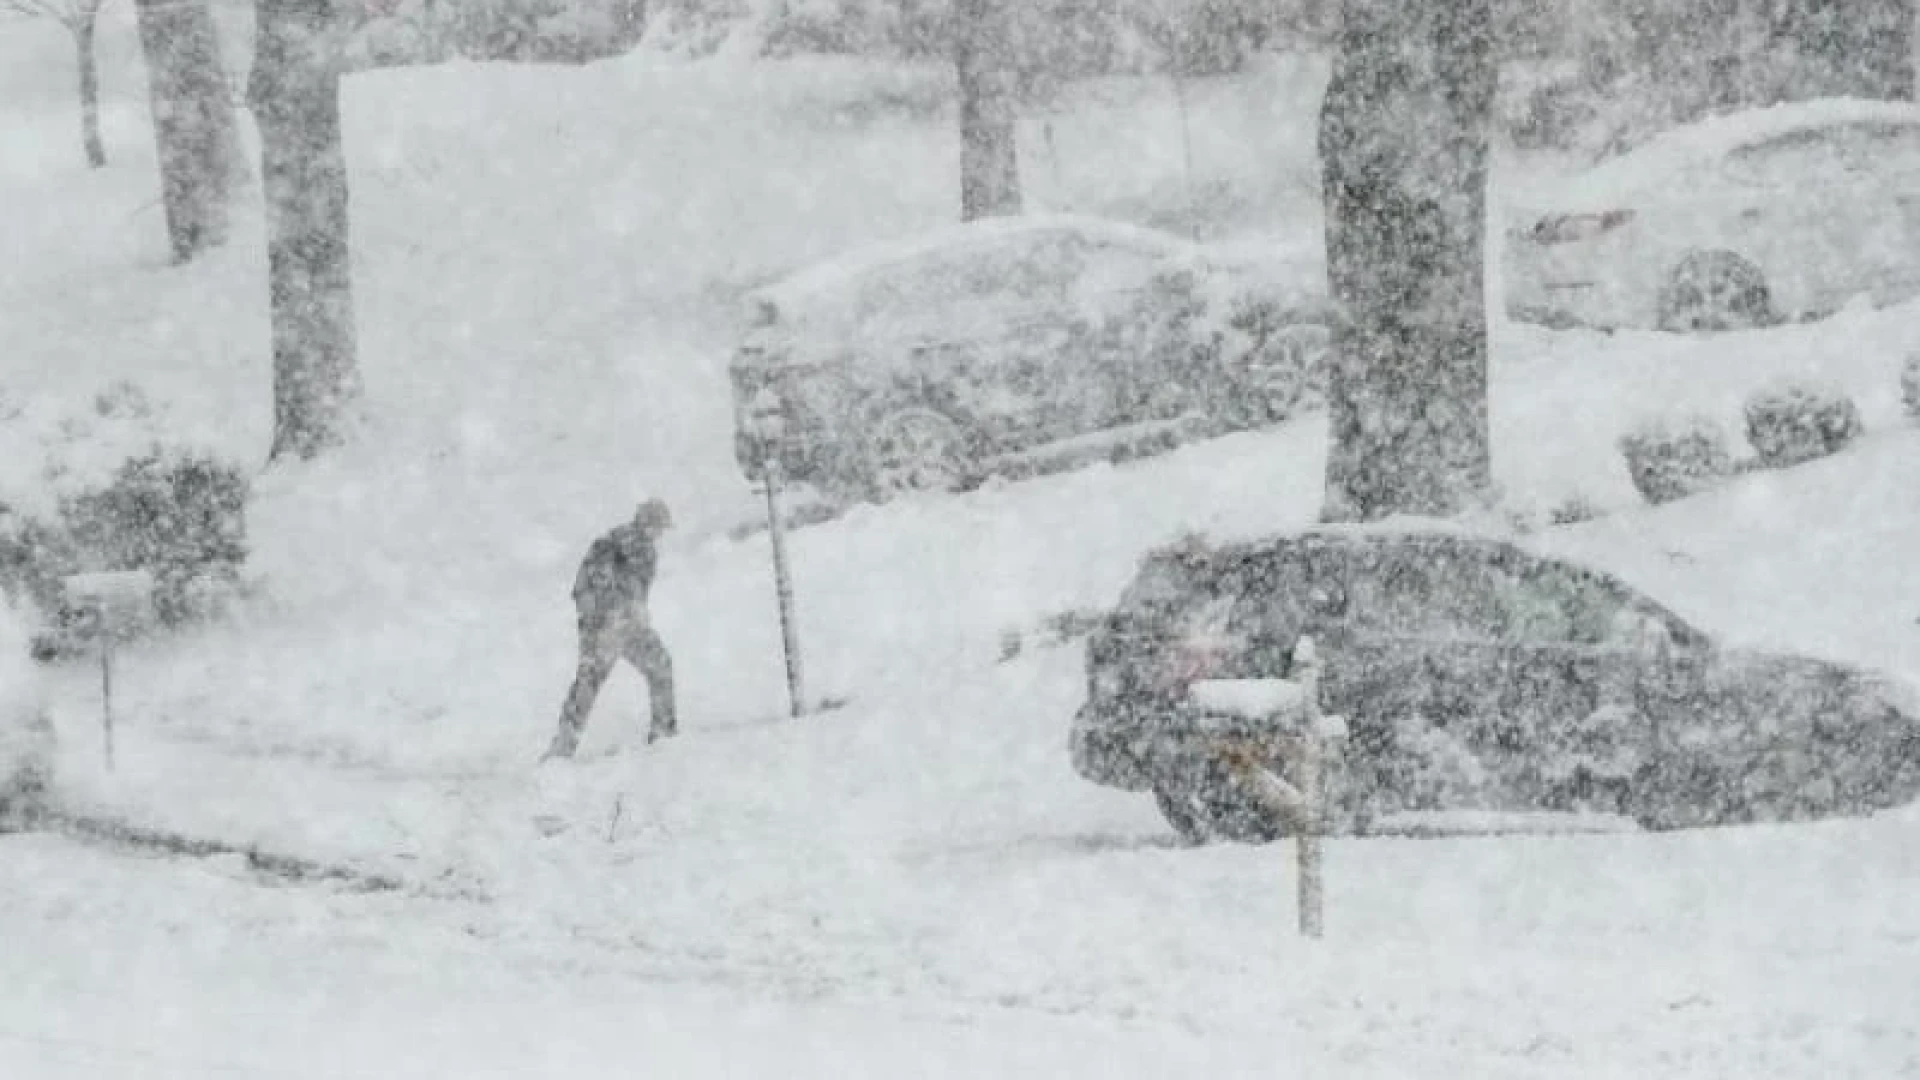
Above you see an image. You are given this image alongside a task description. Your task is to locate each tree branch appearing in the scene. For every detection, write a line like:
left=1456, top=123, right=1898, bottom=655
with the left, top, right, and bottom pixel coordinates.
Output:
left=0, top=0, right=85, bottom=32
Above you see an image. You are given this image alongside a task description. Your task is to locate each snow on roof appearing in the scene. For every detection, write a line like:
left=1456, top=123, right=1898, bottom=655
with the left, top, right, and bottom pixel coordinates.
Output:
left=1540, top=96, right=1920, bottom=212
left=748, top=213, right=1198, bottom=316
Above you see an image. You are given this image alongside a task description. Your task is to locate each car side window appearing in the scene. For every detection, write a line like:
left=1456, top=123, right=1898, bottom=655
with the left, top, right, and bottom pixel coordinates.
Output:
left=1342, top=544, right=1508, bottom=641
left=1069, top=240, right=1165, bottom=309
left=1494, top=559, right=1628, bottom=645
left=1723, top=126, right=1876, bottom=189
left=967, top=235, right=1088, bottom=305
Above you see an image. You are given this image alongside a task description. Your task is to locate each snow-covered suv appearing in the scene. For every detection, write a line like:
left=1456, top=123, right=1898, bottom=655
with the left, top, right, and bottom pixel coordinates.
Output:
left=1072, top=521, right=1920, bottom=843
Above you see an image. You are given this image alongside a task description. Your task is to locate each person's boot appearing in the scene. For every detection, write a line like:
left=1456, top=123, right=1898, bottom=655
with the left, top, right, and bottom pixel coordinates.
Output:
left=541, top=728, right=579, bottom=762
left=646, top=701, right=678, bottom=744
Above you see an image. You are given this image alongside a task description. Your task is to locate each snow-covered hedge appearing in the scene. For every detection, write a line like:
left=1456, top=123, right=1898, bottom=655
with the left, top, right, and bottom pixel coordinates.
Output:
left=0, top=594, right=51, bottom=820
left=1547, top=492, right=1603, bottom=526
left=1741, top=378, right=1862, bottom=469
left=0, top=383, right=250, bottom=644
left=1617, top=412, right=1734, bottom=506
left=342, top=0, right=644, bottom=67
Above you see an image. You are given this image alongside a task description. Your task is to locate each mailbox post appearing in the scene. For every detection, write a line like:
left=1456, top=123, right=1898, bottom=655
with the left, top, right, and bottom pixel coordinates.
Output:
left=746, top=402, right=806, bottom=720
left=1189, top=637, right=1346, bottom=939
left=62, top=569, right=156, bottom=773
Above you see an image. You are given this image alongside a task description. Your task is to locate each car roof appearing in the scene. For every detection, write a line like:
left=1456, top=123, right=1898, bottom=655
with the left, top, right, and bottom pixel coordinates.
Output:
left=747, top=213, right=1198, bottom=318
left=1541, top=96, right=1920, bottom=212
left=1149, top=516, right=1672, bottom=597
left=1150, top=516, right=1514, bottom=569
left=1135, top=518, right=1716, bottom=644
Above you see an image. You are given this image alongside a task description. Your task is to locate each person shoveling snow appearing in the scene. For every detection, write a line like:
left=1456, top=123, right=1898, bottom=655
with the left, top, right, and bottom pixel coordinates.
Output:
left=544, top=498, right=679, bottom=761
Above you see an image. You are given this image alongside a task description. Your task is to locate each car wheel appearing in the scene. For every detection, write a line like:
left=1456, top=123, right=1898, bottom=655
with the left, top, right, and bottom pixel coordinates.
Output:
left=1153, top=761, right=1289, bottom=845
left=1153, top=787, right=1214, bottom=846
left=1217, top=324, right=1328, bottom=432
left=862, top=405, right=969, bottom=501
left=1656, top=250, right=1774, bottom=332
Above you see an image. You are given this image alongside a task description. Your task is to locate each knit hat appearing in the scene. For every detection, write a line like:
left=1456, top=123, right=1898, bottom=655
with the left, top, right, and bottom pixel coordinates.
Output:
left=635, top=497, right=674, bottom=532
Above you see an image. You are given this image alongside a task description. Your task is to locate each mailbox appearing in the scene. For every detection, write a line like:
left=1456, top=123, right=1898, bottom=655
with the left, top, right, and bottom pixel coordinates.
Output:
left=63, top=570, right=156, bottom=640
left=61, top=569, right=154, bottom=773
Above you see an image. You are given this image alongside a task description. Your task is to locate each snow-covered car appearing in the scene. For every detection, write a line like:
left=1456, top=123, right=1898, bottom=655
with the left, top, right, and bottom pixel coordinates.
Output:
left=728, top=214, right=1331, bottom=504
left=1504, top=98, right=1920, bottom=332
left=0, top=598, right=54, bottom=823
left=1071, top=521, right=1920, bottom=843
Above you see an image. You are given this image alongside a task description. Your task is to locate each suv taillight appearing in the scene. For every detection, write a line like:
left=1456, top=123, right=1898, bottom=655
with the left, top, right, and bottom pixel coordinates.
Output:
left=1530, top=209, right=1635, bottom=245
left=1157, top=632, right=1236, bottom=693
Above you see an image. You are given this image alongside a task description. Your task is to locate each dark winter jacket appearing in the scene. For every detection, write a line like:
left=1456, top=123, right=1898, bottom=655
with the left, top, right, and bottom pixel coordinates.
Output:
left=572, top=522, right=658, bottom=625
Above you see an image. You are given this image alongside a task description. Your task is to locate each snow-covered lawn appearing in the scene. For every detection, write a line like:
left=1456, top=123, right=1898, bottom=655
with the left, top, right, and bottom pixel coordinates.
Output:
left=3, top=834, right=1302, bottom=1080
left=4, top=20, right=1919, bottom=1076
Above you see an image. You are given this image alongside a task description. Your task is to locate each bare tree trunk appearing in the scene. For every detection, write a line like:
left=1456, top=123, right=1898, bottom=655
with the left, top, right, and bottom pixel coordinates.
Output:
left=954, top=0, right=1020, bottom=221
left=76, top=10, right=106, bottom=168
left=1317, top=0, right=1495, bottom=523
left=251, top=0, right=360, bottom=462
left=134, top=0, right=239, bottom=262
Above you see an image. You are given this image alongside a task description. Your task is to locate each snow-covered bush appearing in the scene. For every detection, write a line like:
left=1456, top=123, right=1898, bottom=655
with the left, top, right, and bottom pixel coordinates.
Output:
left=0, top=383, right=250, bottom=642
left=1547, top=492, right=1604, bottom=526
left=0, top=595, right=52, bottom=822
left=762, top=0, right=906, bottom=56
left=1901, top=353, right=1920, bottom=421
left=643, top=0, right=759, bottom=58
left=1617, top=413, right=1734, bottom=506
left=1741, top=378, right=1862, bottom=469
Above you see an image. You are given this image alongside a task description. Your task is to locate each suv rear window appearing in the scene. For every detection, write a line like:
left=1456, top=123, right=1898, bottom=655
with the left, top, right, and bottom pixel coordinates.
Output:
left=1115, top=553, right=1209, bottom=621
left=1115, top=547, right=1308, bottom=636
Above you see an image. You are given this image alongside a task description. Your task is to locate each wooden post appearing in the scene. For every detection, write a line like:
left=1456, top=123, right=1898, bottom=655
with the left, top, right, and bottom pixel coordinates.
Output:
left=1199, top=636, right=1338, bottom=939
left=763, top=461, right=806, bottom=719
left=1292, top=638, right=1325, bottom=939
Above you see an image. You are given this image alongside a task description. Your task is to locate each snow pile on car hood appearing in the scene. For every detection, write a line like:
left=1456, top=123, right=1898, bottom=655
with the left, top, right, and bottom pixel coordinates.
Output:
left=748, top=213, right=1196, bottom=322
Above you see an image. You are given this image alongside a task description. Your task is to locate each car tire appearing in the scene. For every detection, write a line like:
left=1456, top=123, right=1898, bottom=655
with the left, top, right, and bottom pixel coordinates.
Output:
left=859, top=405, right=971, bottom=502
left=1152, top=761, right=1289, bottom=845
left=1153, top=787, right=1215, bottom=846
left=1656, top=250, right=1774, bottom=332
left=1217, top=324, right=1327, bottom=432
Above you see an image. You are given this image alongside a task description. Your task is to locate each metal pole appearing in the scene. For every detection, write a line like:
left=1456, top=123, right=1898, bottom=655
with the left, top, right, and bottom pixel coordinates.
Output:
left=764, top=463, right=806, bottom=719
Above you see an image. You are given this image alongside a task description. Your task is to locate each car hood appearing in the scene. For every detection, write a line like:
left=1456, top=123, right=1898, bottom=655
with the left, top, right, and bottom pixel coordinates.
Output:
left=1693, top=646, right=1920, bottom=746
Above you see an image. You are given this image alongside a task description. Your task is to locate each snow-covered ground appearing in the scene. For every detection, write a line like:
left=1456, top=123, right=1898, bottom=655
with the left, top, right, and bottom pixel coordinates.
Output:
left=3, top=16, right=1919, bottom=1077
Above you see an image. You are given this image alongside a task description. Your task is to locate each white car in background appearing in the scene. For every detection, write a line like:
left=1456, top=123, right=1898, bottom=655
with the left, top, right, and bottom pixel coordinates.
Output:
left=1505, top=98, right=1920, bottom=332
left=729, top=214, right=1330, bottom=505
